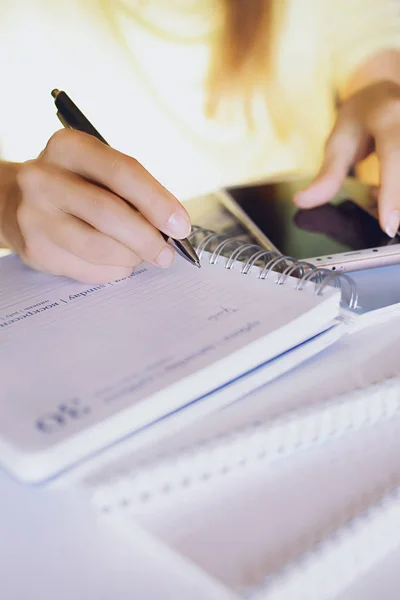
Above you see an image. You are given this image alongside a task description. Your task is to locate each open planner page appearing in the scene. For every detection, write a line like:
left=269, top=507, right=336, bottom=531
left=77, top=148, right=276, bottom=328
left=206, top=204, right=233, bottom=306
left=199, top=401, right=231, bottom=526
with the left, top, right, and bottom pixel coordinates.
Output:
left=0, top=253, right=340, bottom=482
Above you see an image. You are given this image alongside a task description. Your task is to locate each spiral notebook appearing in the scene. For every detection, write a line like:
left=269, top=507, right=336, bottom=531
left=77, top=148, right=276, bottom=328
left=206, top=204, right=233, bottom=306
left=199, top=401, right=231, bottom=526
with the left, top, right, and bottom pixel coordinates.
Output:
left=89, top=390, right=400, bottom=600
left=89, top=400, right=400, bottom=600
left=0, top=226, right=391, bottom=484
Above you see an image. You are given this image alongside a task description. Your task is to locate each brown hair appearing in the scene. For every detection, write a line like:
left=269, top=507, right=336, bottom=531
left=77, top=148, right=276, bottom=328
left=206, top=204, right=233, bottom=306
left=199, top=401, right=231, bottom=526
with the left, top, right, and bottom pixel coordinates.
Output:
left=99, top=0, right=292, bottom=136
left=207, top=0, right=277, bottom=119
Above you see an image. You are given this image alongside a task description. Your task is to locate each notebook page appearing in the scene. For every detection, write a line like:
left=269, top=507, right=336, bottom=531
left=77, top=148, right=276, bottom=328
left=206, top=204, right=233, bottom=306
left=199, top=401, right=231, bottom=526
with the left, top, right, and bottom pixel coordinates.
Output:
left=0, top=253, right=339, bottom=481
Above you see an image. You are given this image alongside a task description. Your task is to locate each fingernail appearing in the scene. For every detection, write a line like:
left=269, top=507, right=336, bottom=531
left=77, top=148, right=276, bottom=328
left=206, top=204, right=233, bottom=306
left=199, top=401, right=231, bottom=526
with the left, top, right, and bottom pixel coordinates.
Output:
left=385, top=211, right=400, bottom=238
left=294, top=192, right=308, bottom=207
left=156, top=246, right=175, bottom=268
left=166, top=211, right=191, bottom=238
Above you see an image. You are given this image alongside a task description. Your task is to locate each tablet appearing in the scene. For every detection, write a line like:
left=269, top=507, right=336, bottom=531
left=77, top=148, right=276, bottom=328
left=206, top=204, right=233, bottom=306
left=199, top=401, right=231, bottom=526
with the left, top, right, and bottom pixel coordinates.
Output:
left=222, top=177, right=400, bottom=272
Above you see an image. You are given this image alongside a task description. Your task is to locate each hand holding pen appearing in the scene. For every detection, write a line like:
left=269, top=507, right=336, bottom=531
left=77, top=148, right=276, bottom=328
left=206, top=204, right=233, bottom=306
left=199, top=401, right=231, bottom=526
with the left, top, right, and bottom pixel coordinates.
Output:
left=0, top=90, right=199, bottom=284
left=51, top=89, right=200, bottom=269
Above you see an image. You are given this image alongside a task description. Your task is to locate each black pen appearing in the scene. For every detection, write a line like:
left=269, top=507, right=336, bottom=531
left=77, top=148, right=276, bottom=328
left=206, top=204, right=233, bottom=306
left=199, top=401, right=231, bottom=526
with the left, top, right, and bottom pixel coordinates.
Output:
left=51, top=89, right=201, bottom=268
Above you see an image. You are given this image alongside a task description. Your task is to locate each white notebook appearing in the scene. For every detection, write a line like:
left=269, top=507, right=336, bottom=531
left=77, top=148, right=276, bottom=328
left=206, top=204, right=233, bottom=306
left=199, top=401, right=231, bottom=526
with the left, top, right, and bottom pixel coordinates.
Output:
left=92, top=415, right=400, bottom=600
left=0, top=228, right=350, bottom=484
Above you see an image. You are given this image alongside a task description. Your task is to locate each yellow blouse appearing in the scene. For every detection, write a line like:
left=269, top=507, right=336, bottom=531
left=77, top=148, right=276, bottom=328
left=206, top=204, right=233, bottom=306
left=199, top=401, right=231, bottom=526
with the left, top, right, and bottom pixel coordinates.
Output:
left=0, top=0, right=399, bottom=200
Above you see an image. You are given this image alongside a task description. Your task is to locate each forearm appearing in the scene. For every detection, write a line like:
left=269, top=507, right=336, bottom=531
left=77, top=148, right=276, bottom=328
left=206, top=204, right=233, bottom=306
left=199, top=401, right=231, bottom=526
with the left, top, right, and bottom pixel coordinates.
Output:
left=0, top=161, right=20, bottom=248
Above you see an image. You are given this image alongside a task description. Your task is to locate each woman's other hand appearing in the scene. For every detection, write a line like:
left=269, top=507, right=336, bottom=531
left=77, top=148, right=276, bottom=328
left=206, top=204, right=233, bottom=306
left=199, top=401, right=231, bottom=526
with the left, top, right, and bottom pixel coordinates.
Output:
left=0, top=129, right=191, bottom=283
left=295, top=77, right=400, bottom=238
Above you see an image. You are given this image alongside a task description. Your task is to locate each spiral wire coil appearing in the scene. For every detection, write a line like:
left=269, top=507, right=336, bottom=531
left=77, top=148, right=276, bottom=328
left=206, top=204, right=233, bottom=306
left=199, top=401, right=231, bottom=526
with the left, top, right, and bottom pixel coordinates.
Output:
left=189, top=226, right=358, bottom=310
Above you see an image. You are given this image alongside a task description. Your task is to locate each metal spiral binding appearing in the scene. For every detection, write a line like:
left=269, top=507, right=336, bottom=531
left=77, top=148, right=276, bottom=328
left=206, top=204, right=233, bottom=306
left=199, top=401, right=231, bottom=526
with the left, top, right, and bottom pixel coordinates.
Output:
left=189, top=226, right=358, bottom=309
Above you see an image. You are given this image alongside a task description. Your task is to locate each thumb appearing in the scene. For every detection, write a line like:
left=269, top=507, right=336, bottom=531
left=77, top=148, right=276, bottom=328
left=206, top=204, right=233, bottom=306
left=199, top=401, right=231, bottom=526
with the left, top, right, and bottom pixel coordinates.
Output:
left=294, top=113, right=366, bottom=208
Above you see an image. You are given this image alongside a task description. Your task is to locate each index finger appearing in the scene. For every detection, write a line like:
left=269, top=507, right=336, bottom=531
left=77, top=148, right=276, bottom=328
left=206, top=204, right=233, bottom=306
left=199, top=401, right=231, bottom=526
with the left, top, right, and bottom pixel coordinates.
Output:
left=41, top=129, right=191, bottom=239
left=374, top=128, right=400, bottom=237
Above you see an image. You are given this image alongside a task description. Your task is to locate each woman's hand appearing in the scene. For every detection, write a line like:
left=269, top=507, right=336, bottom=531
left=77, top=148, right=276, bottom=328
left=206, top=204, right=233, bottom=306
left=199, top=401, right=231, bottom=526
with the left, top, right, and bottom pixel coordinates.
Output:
left=294, top=80, right=400, bottom=238
left=0, top=129, right=191, bottom=282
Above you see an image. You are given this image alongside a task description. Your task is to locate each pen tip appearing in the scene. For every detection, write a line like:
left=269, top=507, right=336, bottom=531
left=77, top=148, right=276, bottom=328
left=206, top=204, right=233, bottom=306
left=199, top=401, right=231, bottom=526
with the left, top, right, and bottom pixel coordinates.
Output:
left=196, top=260, right=201, bottom=269
left=51, top=89, right=60, bottom=99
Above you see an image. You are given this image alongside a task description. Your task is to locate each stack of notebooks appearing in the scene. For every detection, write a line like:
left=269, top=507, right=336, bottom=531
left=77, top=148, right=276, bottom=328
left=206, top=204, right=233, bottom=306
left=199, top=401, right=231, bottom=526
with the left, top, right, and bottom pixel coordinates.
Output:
left=88, top=413, right=400, bottom=600
left=2, top=225, right=400, bottom=598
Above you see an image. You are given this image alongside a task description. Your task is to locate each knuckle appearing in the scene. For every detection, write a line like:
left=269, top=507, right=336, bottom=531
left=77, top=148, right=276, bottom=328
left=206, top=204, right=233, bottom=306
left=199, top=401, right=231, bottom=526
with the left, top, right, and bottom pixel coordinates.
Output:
left=16, top=161, right=49, bottom=193
left=108, top=155, right=136, bottom=187
left=44, top=128, right=79, bottom=158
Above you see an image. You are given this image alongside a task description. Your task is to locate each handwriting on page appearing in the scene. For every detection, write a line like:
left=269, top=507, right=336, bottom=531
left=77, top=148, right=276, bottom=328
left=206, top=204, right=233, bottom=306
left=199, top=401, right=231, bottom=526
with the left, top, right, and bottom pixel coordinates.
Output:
left=207, top=306, right=239, bottom=322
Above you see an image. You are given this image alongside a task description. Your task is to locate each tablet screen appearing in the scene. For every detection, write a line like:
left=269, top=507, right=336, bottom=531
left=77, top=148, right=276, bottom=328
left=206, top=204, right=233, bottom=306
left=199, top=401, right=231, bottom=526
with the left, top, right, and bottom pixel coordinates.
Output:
left=227, top=183, right=400, bottom=259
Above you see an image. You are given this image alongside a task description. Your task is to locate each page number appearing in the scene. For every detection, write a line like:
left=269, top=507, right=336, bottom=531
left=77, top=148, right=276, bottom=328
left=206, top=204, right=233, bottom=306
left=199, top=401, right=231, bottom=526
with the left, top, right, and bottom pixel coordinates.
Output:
left=35, top=399, right=91, bottom=434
